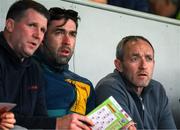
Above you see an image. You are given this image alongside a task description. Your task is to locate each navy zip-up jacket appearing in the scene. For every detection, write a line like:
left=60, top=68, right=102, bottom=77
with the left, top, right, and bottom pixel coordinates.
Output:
left=0, top=32, right=56, bottom=129
left=95, top=69, right=176, bottom=129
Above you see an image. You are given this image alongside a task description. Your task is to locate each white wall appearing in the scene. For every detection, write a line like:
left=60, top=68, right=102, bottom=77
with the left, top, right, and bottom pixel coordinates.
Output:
left=1, top=0, right=180, bottom=127
left=0, top=0, right=16, bottom=30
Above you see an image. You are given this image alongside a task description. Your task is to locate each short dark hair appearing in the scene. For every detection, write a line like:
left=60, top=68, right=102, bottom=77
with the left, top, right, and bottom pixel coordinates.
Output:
left=116, top=35, right=154, bottom=61
left=6, top=0, right=49, bottom=21
left=48, top=7, right=80, bottom=29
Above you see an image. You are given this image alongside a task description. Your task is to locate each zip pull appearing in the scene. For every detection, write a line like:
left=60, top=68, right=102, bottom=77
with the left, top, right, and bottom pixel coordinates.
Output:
left=139, top=96, right=145, bottom=110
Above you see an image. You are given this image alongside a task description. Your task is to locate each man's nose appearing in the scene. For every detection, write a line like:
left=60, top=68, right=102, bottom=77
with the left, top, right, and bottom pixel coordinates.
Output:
left=140, top=58, right=148, bottom=69
left=62, top=33, right=71, bottom=45
left=33, top=28, right=43, bottom=40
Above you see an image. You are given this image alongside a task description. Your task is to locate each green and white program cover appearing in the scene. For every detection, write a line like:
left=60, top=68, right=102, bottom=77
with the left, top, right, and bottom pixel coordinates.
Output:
left=87, top=96, right=132, bottom=130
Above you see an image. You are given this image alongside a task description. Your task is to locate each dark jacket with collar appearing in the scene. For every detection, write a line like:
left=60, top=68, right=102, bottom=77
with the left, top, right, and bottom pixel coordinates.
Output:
left=0, top=32, right=56, bottom=129
left=95, top=69, right=176, bottom=129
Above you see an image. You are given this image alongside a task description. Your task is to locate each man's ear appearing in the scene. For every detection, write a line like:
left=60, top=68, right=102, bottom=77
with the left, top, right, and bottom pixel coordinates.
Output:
left=114, top=58, right=123, bottom=72
left=5, top=18, right=14, bottom=32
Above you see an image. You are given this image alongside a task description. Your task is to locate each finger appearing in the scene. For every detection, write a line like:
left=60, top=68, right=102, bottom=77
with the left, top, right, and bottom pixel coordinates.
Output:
left=1, top=118, right=16, bottom=124
left=122, top=121, right=136, bottom=130
left=128, top=125, right=136, bottom=130
left=75, top=120, right=91, bottom=130
left=67, top=114, right=92, bottom=130
left=1, top=122, right=15, bottom=129
left=1, top=112, right=14, bottom=119
left=78, top=115, right=94, bottom=126
left=0, top=124, right=9, bottom=130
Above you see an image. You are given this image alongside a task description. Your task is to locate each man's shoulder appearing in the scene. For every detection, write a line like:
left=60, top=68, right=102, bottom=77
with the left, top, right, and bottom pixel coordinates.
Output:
left=95, top=71, right=125, bottom=92
left=0, top=43, right=6, bottom=61
left=97, top=70, right=122, bottom=86
left=0, top=45, right=10, bottom=68
left=65, top=70, right=93, bottom=86
left=0, top=49, right=5, bottom=61
left=150, top=79, right=163, bottom=88
left=149, top=79, right=166, bottom=93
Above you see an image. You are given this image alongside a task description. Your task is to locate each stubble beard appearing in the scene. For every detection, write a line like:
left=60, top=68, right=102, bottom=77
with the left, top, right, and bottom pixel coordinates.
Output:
left=56, top=50, right=73, bottom=65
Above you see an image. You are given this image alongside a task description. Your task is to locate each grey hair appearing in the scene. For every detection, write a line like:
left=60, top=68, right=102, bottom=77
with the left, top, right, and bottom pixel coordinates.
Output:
left=116, top=35, right=154, bottom=61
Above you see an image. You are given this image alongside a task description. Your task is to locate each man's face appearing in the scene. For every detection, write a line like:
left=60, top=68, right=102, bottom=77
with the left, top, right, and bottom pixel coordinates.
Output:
left=121, top=39, right=155, bottom=87
left=7, top=9, right=47, bottom=58
left=45, top=19, right=77, bottom=64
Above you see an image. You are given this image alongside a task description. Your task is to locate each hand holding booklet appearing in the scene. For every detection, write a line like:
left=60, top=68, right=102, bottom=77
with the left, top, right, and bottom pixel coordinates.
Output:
left=0, top=103, right=16, bottom=112
left=87, top=96, right=132, bottom=130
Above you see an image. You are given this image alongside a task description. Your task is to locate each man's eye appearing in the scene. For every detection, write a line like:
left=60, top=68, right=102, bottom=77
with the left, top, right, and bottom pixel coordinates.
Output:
left=55, top=30, right=65, bottom=35
left=146, top=56, right=153, bottom=62
left=131, top=57, right=138, bottom=62
left=70, top=32, right=77, bottom=37
left=28, top=23, right=36, bottom=27
left=29, top=24, right=35, bottom=27
left=58, top=30, right=64, bottom=33
left=41, top=28, right=46, bottom=34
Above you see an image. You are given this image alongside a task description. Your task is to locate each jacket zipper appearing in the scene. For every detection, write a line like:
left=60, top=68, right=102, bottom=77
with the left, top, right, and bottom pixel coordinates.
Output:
left=139, top=96, right=145, bottom=122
